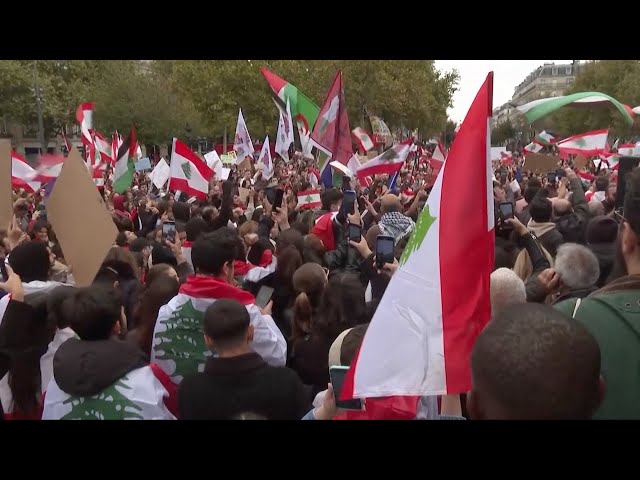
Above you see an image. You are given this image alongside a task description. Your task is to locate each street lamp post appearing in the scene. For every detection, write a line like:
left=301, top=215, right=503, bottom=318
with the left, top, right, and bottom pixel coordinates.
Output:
left=32, top=60, right=46, bottom=153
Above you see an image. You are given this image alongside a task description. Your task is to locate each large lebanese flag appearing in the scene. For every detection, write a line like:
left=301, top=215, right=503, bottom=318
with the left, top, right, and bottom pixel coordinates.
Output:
left=151, top=276, right=286, bottom=384
left=11, top=152, right=41, bottom=192
left=343, top=72, right=494, bottom=400
left=169, top=138, right=214, bottom=200
left=355, top=144, right=411, bottom=180
left=556, top=129, right=608, bottom=156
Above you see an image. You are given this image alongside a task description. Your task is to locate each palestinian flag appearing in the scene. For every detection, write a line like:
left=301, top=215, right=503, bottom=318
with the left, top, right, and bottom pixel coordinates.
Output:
left=556, top=129, right=609, bottom=156
left=535, top=130, right=555, bottom=146
left=42, top=365, right=176, bottom=420
left=261, top=67, right=320, bottom=153
left=113, top=128, right=136, bottom=194
left=344, top=72, right=494, bottom=400
left=151, top=276, right=287, bottom=384
left=297, top=189, right=321, bottom=210
left=516, top=92, right=634, bottom=127
left=169, top=138, right=213, bottom=200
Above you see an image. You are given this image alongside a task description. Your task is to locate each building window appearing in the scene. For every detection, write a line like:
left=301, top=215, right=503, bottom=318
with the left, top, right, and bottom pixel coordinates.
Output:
left=566, top=67, right=572, bottom=75
left=540, top=91, right=546, bottom=96
left=566, top=78, right=573, bottom=84
left=552, top=91, right=558, bottom=97
left=552, top=68, right=558, bottom=75
left=540, top=79, right=546, bottom=84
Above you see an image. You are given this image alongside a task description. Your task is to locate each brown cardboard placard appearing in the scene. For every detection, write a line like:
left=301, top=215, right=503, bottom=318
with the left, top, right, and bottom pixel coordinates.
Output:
left=47, top=147, right=118, bottom=287
left=0, top=141, right=13, bottom=229
left=574, top=154, right=589, bottom=171
left=238, top=187, right=251, bottom=203
left=524, top=153, right=560, bottom=173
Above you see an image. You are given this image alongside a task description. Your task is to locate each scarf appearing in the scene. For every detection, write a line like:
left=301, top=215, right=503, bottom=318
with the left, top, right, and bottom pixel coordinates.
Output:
left=379, top=212, right=416, bottom=243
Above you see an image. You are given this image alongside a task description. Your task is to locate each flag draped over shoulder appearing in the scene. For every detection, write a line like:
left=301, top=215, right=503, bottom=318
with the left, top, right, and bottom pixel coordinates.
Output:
left=42, top=366, right=176, bottom=420
left=169, top=138, right=214, bottom=199
left=344, top=72, right=495, bottom=399
left=151, top=276, right=286, bottom=385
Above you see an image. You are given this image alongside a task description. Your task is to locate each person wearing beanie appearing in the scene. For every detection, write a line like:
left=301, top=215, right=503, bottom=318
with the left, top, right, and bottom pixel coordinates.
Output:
left=585, top=215, right=618, bottom=287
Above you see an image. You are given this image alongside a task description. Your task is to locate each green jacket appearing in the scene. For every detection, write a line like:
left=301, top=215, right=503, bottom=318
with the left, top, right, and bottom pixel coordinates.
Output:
left=555, top=275, right=640, bottom=419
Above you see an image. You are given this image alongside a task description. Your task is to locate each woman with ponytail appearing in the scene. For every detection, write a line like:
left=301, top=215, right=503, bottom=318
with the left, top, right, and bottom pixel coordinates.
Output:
left=288, top=263, right=329, bottom=397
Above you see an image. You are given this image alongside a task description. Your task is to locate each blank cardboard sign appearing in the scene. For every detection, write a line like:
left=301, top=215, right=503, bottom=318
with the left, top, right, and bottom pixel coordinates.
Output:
left=0, top=141, right=13, bottom=229
left=47, top=147, right=118, bottom=287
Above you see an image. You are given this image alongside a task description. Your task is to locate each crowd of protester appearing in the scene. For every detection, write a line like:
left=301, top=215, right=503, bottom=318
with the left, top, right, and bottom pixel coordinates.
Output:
left=0, top=145, right=636, bottom=420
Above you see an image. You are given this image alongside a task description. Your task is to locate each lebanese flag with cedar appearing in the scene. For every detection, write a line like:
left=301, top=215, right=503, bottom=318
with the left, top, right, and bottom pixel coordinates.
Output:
left=297, top=189, right=321, bottom=210
left=355, top=144, right=411, bottom=180
left=556, top=129, right=609, bottom=156
left=342, top=73, right=495, bottom=413
left=169, top=138, right=214, bottom=200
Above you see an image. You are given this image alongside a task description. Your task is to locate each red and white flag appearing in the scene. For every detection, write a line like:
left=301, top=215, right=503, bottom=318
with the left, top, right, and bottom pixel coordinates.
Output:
left=432, top=142, right=447, bottom=163
left=233, top=108, right=255, bottom=165
left=344, top=72, right=495, bottom=400
left=556, top=129, right=608, bottom=156
left=257, top=136, right=274, bottom=181
left=618, top=142, right=640, bottom=156
left=352, top=127, right=375, bottom=152
left=11, top=152, right=41, bottom=192
left=93, top=131, right=114, bottom=167
left=310, top=70, right=352, bottom=175
left=355, top=144, right=411, bottom=181
left=76, top=102, right=95, bottom=164
left=297, top=189, right=321, bottom=210
left=524, top=141, right=544, bottom=154
left=500, top=151, right=514, bottom=165
left=169, top=138, right=214, bottom=200
left=26, top=154, right=65, bottom=184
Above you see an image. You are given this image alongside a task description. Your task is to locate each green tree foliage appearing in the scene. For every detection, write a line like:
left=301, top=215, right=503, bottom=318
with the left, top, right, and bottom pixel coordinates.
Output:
left=551, top=60, right=640, bottom=137
left=444, top=119, right=458, bottom=147
left=1, top=60, right=458, bottom=147
left=492, top=119, right=517, bottom=146
left=172, top=60, right=459, bottom=141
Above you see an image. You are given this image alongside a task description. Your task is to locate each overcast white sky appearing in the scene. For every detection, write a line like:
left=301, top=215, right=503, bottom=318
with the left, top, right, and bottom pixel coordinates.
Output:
left=434, top=60, right=573, bottom=123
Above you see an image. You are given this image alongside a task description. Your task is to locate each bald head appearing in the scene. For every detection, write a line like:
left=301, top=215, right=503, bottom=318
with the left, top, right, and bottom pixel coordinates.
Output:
left=553, top=198, right=572, bottom=216
left=380, top=194, right=402, bottom=214
left=469, top=303, right=602, bottom=420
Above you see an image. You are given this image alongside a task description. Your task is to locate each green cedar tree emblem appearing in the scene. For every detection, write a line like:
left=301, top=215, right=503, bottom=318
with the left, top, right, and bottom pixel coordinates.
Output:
left=154, top=300, right=207, bottom=380
left=400, top=204, right=437, bottom=265
left=61, top=375, right=143, bottom=420
left=181, top=161, right=192, bottom=180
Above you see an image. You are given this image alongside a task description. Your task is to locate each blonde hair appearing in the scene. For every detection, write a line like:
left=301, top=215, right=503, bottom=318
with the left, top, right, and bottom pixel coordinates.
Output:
left=513, top=247, right=555, bottom=304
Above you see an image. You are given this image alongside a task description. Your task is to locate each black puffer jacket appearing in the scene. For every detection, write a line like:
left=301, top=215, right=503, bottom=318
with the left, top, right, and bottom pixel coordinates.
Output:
left=53, top=338, right=147, bottom=397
